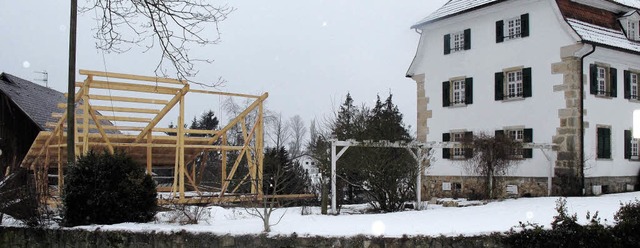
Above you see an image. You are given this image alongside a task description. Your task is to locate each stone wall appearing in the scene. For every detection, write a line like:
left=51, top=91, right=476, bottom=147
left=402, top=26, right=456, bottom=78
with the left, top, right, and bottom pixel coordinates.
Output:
left=584, top=176, right=638, bottom=195
left=422, top=175, right=549, bottom=199
left=0, top=226, right=507, bottom=248
left=550, top=44, right=588, bottom=196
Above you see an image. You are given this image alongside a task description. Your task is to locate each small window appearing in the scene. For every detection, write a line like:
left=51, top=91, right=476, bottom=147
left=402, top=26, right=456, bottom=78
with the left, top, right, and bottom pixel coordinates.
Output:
left=495, top=67, right=532, bottom=101
left=624, top=130, right=639, bottom=160
left=496, top=14, right=529, bottom=43
left=628, top=21, right=637, bottom=40
left=442, top=77, right=473, bottom=107
left=442, top=131, right=473, bottom=159
left=443, top=29, right=471, bottom=54
left=597, top=127, right=612, bottom=159
left=624, top=70, right=640, bottom=100
left=590, top=64, right=617, bottom=97
left=507, top=129, right=524, bottom=157
left=496, top=128, right=533, bottom=158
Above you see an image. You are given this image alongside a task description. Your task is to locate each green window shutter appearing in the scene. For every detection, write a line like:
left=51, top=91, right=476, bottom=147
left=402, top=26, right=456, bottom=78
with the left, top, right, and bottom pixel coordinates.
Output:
left=597, top=128, right=611, bottom=159
left=624, top=70, right=631, bottom=99
left=443, top=133, right=451, bottom=159
left=495, top=72, right=504, bottom=100
left=523, top=67, right=532, bottom=98
left=604, top=128, right=611, bottom=159
left=444, top=34, right=451, bottom=55
left=521, top=14, right=530, bottom=37
left=496, top=20, right=504, bottom=43
left=464, top=131, right=473, bottom=158
left=443, top=81, right=451, bottom=107
left=464, top=29, right=471, bottom=50
left=523, top=128, right=533, bottom=143
left=610, top=67, right=617, bottom=97
left=590, top=64, right=598, bottom=95
left=625, top=130, right=631, bottom=159
left=465, top=77, right=473, bottom=105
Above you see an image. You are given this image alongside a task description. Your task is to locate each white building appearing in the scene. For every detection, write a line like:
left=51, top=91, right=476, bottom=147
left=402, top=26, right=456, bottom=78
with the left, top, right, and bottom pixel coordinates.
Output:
left=407, top=0, right=640, bottom=198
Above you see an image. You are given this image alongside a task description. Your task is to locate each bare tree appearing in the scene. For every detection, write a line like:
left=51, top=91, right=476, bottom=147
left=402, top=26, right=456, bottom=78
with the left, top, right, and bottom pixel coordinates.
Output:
left=462, top=132, right=524, bottom=199
left=287, top=115, right=307, bottom=159
left=81, top=0, right=234, bottom=85
left=267, top=113, right=291, bottom=149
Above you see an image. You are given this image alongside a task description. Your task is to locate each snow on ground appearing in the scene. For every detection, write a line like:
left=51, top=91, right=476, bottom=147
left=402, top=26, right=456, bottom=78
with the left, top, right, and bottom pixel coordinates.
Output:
left=3, top=192, right=640, bottom=238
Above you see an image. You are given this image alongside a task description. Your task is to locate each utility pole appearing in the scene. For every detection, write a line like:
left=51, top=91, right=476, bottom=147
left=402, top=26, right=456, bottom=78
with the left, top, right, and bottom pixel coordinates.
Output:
left=67, top=0, right=77, bottom=165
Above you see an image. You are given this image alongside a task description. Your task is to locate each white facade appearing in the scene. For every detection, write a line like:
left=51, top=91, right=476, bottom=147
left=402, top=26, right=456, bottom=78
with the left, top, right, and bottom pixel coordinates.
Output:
left=407, top=0, right=640, bottom=194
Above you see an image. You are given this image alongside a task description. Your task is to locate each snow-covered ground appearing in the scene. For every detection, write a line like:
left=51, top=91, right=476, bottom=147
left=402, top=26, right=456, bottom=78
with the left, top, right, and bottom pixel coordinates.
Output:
left=2, top=192, right=639, bottom=238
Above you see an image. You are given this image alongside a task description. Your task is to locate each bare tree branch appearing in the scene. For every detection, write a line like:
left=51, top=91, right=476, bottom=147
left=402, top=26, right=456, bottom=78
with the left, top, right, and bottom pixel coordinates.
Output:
left=81, top=0, right=234, bottom=87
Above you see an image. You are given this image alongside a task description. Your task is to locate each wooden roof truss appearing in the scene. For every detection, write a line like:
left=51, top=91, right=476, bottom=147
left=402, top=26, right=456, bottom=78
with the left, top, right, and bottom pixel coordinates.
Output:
left=21, top=70, right=267, bottom=204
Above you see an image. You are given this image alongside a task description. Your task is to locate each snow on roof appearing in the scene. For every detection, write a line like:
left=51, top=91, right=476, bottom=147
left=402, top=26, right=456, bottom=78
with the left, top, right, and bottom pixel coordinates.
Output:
left=566, top=18, right=640, bottom=53
left=411, top=0, right=501, bottom=29
left=611, top=0, right=640, bottom=9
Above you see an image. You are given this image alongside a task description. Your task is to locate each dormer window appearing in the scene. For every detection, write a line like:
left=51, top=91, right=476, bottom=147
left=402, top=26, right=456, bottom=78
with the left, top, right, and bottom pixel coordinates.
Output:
left=620, top=10, right=640, bottom=41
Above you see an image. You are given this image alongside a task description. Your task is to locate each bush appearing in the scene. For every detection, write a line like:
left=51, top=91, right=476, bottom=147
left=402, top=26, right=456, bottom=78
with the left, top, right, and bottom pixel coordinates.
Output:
left=0, top=168, right=42, bottom=227
left=62, top=150, right=157, bottom=226
left=505, top=198, right=614, bottom=248
left=613, top=200, right=640, bottom=246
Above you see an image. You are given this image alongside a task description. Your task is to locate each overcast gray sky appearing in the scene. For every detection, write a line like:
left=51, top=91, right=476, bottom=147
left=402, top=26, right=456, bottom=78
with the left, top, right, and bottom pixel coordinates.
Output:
left=0, top=0, right=447, bottom=137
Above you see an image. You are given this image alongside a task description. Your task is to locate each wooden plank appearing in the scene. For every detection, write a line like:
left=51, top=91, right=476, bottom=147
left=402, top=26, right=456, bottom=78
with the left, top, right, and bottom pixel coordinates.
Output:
left=88, top=107, right=114, bottom=154
left=133, top=85, right=189, bottom=143
left=94, top=115, right=152, bottom=123
left=88, top=94, right=169, bottom=105
left=60, top=104, right=161, bottom=114
left=79, top=69, right=185, bottom=85
left=76, top=80, right=180, bottom=95
left=189, top=89, right=260, bottom=99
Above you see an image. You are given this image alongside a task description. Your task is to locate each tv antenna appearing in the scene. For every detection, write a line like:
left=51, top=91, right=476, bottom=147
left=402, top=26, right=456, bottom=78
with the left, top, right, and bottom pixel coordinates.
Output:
left=34, top=70, right=48, bottom=87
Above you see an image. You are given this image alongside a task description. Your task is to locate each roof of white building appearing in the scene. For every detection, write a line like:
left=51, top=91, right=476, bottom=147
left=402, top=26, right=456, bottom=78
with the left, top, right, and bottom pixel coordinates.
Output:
left=411, top=0, right=501, bottom=28
left=411, top=0, right=640, bottom=53
left=567, top=18, right=640, bottom=53
left=411, top=0, right=639, bottom=29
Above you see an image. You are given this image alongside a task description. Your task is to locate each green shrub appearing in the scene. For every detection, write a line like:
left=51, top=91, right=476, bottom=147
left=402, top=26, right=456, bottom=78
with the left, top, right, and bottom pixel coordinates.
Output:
left=62, top=150, right=157, bottom=226
left=613, top=200, right=640, bottom=246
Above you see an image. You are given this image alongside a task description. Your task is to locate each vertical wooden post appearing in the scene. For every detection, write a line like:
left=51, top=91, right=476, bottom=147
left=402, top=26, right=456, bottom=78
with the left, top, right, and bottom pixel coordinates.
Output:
left=178, top=95, right=185, bottom=201
left=221, top=134, right=227, bottom=189
left=58, top=123, right=63, bottom=195
left=146, top=133, right=152, bottom=175
left=81, top=77, right=90, bottom=154
left=257, top=103, right=264, bottom=198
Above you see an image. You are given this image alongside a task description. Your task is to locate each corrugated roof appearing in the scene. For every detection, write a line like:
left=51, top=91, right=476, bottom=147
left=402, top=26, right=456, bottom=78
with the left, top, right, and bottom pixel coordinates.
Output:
left=567, top=18, right=640, bottom=53
left=0, top=73, right=65, bottom=131
left=411, top=0, right=502, bottom=28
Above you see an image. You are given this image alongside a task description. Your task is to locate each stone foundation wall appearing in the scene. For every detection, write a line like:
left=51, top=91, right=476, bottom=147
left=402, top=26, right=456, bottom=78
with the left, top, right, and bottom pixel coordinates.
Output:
left=422, top=175, right=549, bottom=199
left=0, top=226, right=506, bottom=248
left=584, top=176, right=638, bottom=195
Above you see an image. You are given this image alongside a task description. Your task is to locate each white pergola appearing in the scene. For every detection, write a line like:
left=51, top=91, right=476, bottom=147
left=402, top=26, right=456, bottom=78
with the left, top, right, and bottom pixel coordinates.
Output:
left=329, top=139, right=556, bottom=214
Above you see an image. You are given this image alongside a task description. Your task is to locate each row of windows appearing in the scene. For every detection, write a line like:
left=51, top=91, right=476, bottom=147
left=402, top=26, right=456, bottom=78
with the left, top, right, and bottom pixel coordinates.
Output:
left=443, top=67, right=532, bottom=107
left=442, top=128, right=533, bottom=160
left=590, top=64, right=640, bottom=101
left=444, top=14, right=530, bottom=55
left=596, top=128, right=640, bottom=160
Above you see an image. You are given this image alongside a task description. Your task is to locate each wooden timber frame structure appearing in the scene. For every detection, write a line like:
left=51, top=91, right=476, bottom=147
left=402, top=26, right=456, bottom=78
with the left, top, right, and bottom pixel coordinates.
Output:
left=329, top=139, right=556, bottom=214
left=20, top=70, right=267, bottom=205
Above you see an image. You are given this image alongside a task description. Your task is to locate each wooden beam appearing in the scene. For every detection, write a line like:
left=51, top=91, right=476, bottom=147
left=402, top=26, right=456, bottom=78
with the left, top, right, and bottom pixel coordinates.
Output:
left=59, top=104, right=161, bottom=114
left=207, top=93, right=268, bottom=145
left=189, top=89, right=260, bottom=99
left=79, top=69, right=185, bottom=85
left=133, top=85, right=189, bottom=143
left=146, top=133, right=152, bottom=175
left=88, top=94, right=169, bottom=105
left=94, top=115, right=152, bottom=123
left=76, top=80, right=181, bottom=95
left=88, top=107, right=114, bottom=154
